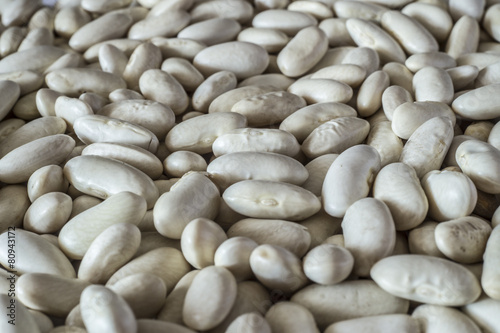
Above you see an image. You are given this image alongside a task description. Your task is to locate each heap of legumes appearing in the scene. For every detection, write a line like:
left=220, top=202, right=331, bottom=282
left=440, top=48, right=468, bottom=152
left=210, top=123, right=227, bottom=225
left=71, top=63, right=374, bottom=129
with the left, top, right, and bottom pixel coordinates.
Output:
left=0, top=0, right=499, bottom=332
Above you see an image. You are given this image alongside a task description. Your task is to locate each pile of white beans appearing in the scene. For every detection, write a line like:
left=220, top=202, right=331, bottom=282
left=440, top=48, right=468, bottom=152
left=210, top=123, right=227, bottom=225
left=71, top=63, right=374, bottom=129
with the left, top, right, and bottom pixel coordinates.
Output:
left=0, top=0, right=499, bottom=332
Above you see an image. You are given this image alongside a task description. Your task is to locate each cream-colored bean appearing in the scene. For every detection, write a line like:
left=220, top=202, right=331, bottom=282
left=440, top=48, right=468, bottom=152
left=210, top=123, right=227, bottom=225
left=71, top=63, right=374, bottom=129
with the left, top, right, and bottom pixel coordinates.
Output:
left=160, top=57, right=204, bottom=92
left=192, top=71, right=237, bottom=112
left=382, top=62, right=414, bottom=92
left=484, top=4, right=500, bottom=43
left=166, top=112, right=247, bottom=154
left=302, top=117, right=370, bottom=159
left=0, top=294, right=40, bottom=332
left=46, top=68, right=127, bottom=97
left=435, top=216, right=491, bottom=264
left=225, top=312, right=271, bottom=333
left=399, top=116, right=454, bottom=178
left=488, top=121, right=500, bottom=150
left=443, top=135, right=476, bottom=167
left=482, top=225, right=500, bottom=300
left=277, top=26, right=328, bottom=77
left=412, top=304, right=481, bottom=333
left=163, top=151, right=206, bottom=178
left=97, top=99, right=175, bottom=140
left=252, top=9, right=317, bottom=36
left=373, top=163, right=428, bottom=230
left=446, top=15, right=480, bottom=59
left=154, top=172, right=220, bottom=239
left=190, top=0, right=253, bottom=23
left=0, top=134, right=75, bottom=184
left=457, top=53, right=500, bottom=71
left=280, top=102, right=357, bottom=143
left=82, top=0, right=132, bottom=13
left=291, top=280, right=409, bottom=330
left=311, top=64, right=366, bottom=88
left=408, top=221, right=446, bottom=258
left=324, top=314, right=419, bottom=333
left=447, top=65, right=479, bottom=90
left=35, top=88, right=62, bottom=117
left=107, top=247, right=190, bottom=292
left=58, top=192, right=146, bottom=259
left=345, top=18, right=406, bottom=64
left=138, top=69, right=188, bottom=115
left=357, top=70, right=390, bottom=117
left=27, top=165, right=68, bottom=203
left=237, top=28, right=289, bottom=53
left=83, top=143, right=163, bottom=180
left=120, top=43, right=162, bottom=91
left=108, top=88, right=144, bottom=102
left=227, top=218, right=311, bottom=258
left=0, top=229, right=74, bottom=278
left=17, top=273, right=90, bottom=317
left=80, top=285, right=136, bottom=333
left=12, top=91, right=39, bottom=120
left=287, top=79, right=353, bottom=104
left=183, top=266, right=237, bottom=331
left=150, top=37, right=206, bottom=61
left=238, top=75, right=292, bottom=91
left=367, top=120, right=404, bottom=167
left=342, top=198, right=395, bottom=276
left=23, top=192, right=72, bottom=234
left=406, top=52, right=457, bottom=73
left=250, top=244, right=308, bottom=294
left=265, top=302, right=319, bottom=333
left=194, top=41, right=269, bottom=80
left=128, top=10, right=191, bottom=40
left=0, top=116, right=67, bottom=158
left=208, top=85, right=277, bottom=113
left=333, top=1, right=388, bottom=21
left=401, top=3, right=452, bottom=43
left=108, top=273, right=166, bottom=318
left=54, top=96, right=93, bottom=131
left=340, top=47, right=379, bottom=76
left=371, top=254, right=481, bottom=306
left=181, top=218, right=227, bottom=269
left=476, top=61, right=500, bottom=88
left=381, top=10, right=438, bottom=54
left=231, top=91, right=306, bottom=127
left=287, top=0, right=332, bottom=19
left=449, top=0, right=485, bottom=21
left=456, top=140, right=500, bottom=193
left=78, top=223, right=141, bottom=284
left=462, top=294, right=500, bottom=332
left=413, top=66, right=454, bottom=104
left=213, top=128, right=300, bottom=158
left=69, top=13, right=133, bottom=52
left=303, top=244, right=353, bottom=285
left=318, top=18, right=355, bottom=48
left=54, top=6, right=91, bottom=39
left=322, top=145, right=381, bottom=218
left=214, top=237, right=258, bottom=282
left=223, top=180, right=321, bottom=221
left=208, top=151, right=308, bottom=190
left=74, top=115, right=159, bottom=153
left=422, top=170, right=477, bottom=221
left=0, top=80, right=20, bottom=121
left=178, top=18, right=241, bottom=47
left=0, top=27, right=26, bottom=58
left=453, top=83, right=500, bottom=120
